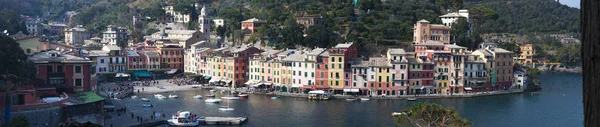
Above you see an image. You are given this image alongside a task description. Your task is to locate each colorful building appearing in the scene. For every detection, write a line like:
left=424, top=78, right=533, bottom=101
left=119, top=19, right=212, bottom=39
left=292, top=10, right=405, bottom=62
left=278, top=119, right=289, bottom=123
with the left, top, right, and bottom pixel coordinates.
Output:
left=413, top=20, right=451, bottom=45
left=241, top=18, right=265, bottom=34
left=30, top=50, right=96, bottom=94
left=472, top=44, right=514, bottom=90
left=447, top=44, right=467, bottom=94
left=327, top=43, right=358, bottom=94
left=89, top=45, right=127, bottom=73
left=464, top=52, right=488, bottom=92
left=206, top=45, right=262, bottom=88
left=387, top=48, right=410, bottom=95
left=159, top=45, right=185, bottom=71
left=407, top=54, right=435, bottom=95
left=518, top=44, right=535, bottom=66
left=415, top=42, right=449, bottom=94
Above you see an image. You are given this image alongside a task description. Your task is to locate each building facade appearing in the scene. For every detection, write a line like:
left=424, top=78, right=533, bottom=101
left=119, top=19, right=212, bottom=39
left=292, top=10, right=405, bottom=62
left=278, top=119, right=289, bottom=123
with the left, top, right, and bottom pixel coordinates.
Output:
left=102, top=25, right=128, bottom=45
left=241, top=18, right=264, bottom=34
left=413, top=20, right=451, bottom=45
left=30, top=50, right=96, bottom=94
left=65, top=25, right=91, bottom=46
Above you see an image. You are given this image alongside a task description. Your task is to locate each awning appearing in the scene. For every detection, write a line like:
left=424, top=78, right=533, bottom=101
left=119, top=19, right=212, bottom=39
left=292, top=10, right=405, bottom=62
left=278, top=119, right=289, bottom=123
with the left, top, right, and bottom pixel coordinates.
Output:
left=245, top=81, right=256, bottom=85
left=133, top=71, right=152, bottom=77
left=115, top=73, right=130, bottom=78
left=209, top=78, right=221, bottom=83
left=165, top=69, right=178, bottom=74
left=464, top=87, right=473, bottom=91
left=204, top=76, right=211, bottom=79
left=222, top=79, right=232, bottom=83
left=343, top=88, right=360, bottom=92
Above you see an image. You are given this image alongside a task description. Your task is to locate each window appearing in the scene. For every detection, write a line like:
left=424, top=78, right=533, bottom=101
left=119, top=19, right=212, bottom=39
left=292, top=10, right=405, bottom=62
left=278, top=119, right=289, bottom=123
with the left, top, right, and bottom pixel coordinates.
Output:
left=57, top=65, right=63, bottom=73
left=338, top=57, right=342, bottom=62
left=47, top=65, right=53, bottom=72
left=101, top=59, right=104, bottom=63
left=75, top=79, right=82, bottom=87
left=75, top=66, right=82, bottom=73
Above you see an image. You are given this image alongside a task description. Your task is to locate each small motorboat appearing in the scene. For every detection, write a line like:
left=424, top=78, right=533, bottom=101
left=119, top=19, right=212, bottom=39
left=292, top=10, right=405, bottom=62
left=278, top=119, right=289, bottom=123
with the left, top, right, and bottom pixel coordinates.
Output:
left=205, top=94, right=216, bottom=97
left=142, top=103, right=153, bottom=107
left=218, top=106, right=234, bottom=111
left=392, top=112, right=404, bottom=116
left=271, top=96, right=279, bottom=99
left=131, top=95, right=138, bottom=99
left=205, top=99, right=221, bottom=103
left=210, top=90, right=216, bottom=92
left=221, top=96, right=240, bottom=100
left=346, top=98, right=357, bottom=101
left=407, top=97, right=417, bottom=101
left=231, top=91, right=238, bottom=94
left=169, top=94, right=179, bottom=98
left=155, top=94, right=166, bottom=99
left=167, top=111, right=199, bottom=126
left=360, top=98, right=370, bottom=101
left=141, top=98, right=150, bottom=102
left=238, top=94, right=248, bottom=98
left=191, top=85, right=200, bottom=88
left=193, top=95, right=203, bottom=99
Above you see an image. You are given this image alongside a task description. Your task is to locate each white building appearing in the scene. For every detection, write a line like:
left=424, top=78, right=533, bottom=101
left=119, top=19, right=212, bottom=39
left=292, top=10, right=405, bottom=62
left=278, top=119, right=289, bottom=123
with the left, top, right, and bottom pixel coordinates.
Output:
left=513, top=71, right=527, bottom=90
left=464, top=52, right=488, bottom=92
left=24, top=17, right=41, bottom=36
left=184, top=41, right=213, bottom=74
left=213, top=18, right=225, bottom=28
left=89, top=45, right=127, bottom=73
left=149, top=29, right=206, bottom=48
left=163, top=6, right=191, bottom=23
left=439, top=9, right=472, bottom=36
left=387, top=48, right=410, bottom=95
left=65, top=25, right=91, bottom=46
left=102, top=25, right=128, bottom=45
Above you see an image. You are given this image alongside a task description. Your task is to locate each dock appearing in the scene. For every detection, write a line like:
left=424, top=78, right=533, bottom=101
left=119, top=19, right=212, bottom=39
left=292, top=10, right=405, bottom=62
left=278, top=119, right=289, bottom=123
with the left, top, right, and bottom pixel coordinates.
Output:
left=198, top=117, right=248, bottom=125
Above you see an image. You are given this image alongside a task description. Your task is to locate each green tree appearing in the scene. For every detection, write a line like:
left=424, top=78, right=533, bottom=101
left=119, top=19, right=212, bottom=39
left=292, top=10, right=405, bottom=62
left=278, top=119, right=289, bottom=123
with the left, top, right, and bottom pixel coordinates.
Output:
left=216, top=26, right=226, bottom=37
left=140, top=8, right=166, bottom=20
left=8, top=115, right=30, bottom=127
left=305, top=24, right=335, bottom=48
left=393, top=103, right=472, bottom=127
left=0, top=9, right=28, bottom=35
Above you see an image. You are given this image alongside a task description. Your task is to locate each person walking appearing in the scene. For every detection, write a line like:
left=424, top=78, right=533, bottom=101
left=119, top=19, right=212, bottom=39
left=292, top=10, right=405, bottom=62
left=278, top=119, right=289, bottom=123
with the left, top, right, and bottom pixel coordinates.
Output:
left=131, top=113, right=134, bottom=119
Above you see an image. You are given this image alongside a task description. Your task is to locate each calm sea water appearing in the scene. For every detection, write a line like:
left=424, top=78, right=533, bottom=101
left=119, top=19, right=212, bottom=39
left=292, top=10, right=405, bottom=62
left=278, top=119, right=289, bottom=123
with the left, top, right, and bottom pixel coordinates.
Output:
left=120, top=72, right=583, bottom=127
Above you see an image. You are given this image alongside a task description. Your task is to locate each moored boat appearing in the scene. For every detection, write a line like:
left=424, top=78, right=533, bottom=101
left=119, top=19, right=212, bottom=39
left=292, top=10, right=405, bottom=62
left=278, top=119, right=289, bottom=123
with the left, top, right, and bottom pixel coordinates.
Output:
left=142, top=103, right=153, bottom=107
left=167, top=111, right=200, bottom=126
left=407, top=97, right=417, bottom=101
left=210, top=90, right=216, bottom=92
left=205, top=98, right=221, bottom=103
left=131, top=95, right=137, bottom=99
left=169, top=94, right=179, bottom=98
left=346, top=98, right=357, bottom=101
left=360, top=98, right=370, bottom=101
left=222, top=96, right=240, bottom=100
left=155, top=94, right=166, bottom=99
left=193, top=95, right=203, bottom=99
left=238, top=94, right=248, bottom=98
left=205, top=94, right=216, bottom=97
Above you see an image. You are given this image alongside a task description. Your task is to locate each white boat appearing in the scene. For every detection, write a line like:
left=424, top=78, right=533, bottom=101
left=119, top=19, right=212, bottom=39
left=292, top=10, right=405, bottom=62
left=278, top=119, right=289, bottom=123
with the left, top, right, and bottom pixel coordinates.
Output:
left=169, top=94, right=179, bottom=98
left=141, top=98, right=150, bottom=102
left=220, top=90, right=226, bottom=93
left=218, top=107, right=234, bottom=111
left=155, top=94, right=166, bottom=99
left=392, top=112, right=404, bottom=116
left=360, top=98, right=370, bottom=101
left=271, top=96, right=281, bottom=99
left=131, top=95, right=138, bottom=99
left=221, top=96, right=240, bottom=100
left=205, top=98, right=221, bottom=103
left=167, top=111, right=199, bottom=126
left=210, top=90, right=216, bottom=92
left=205, top=94, right=216, bottom=97
left=346, top=98, right=357, bottom=101
left=407, top=97, right=417, bottom=101
left=238, top=94, right=248, bottom=98
left=193, top=95, right=203, bottom=99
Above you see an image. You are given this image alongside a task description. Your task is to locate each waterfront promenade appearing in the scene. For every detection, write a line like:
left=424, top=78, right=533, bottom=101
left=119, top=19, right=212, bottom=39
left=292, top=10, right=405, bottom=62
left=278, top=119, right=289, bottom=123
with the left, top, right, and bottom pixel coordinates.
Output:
left=100, top=79, right=524, bottom=100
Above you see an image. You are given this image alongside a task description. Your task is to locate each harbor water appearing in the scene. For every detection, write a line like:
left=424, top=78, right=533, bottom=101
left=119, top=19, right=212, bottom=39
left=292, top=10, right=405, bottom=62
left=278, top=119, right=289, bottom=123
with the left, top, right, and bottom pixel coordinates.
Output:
left=119, top=72, right=582, bottom=127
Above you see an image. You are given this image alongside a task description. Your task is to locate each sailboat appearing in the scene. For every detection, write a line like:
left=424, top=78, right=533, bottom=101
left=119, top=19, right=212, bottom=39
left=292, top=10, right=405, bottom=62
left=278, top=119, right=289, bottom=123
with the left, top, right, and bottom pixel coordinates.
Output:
left=218, top=100, right=234, bottom=111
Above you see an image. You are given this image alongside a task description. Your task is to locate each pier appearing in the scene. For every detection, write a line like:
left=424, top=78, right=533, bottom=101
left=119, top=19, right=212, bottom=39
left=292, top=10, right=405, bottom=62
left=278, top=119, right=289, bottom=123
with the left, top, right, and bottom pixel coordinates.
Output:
left=199, top=117, right=248, bottom=125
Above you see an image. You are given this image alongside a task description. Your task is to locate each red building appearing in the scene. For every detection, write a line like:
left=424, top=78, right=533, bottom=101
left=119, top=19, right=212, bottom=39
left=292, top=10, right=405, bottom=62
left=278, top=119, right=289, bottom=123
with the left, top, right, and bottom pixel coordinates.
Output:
left=316, top=52, right=329, bottom=87
left=241, top=18, right=265, bottom=34
left=126, top=50, right=147, bottom=70
left=407, top=57, right=435, bottom=95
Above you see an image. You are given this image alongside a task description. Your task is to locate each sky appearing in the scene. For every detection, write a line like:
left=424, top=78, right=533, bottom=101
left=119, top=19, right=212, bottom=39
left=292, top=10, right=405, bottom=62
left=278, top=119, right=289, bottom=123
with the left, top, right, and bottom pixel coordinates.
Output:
left=560, top=0, right=580, bottom=8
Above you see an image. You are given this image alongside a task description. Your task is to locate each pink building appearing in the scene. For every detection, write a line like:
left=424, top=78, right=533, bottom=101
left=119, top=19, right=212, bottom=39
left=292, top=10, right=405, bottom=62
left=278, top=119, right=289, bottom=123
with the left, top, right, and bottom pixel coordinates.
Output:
left=413, top=19, right=451, bottom=45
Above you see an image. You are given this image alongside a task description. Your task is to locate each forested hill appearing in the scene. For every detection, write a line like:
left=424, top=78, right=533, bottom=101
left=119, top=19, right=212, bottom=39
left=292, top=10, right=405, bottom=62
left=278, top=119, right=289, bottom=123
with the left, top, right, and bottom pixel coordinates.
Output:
left=465, top=0, right=580, bottom=34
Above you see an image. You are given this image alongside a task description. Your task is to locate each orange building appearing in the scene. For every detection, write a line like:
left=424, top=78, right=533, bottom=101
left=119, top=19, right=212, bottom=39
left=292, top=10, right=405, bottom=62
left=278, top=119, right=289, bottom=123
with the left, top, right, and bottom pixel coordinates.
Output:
left=413, top=19, right=451, bottom=45
left=241, top=18, right=265, bottom=34
left=159, top=45, right=185, bottom=71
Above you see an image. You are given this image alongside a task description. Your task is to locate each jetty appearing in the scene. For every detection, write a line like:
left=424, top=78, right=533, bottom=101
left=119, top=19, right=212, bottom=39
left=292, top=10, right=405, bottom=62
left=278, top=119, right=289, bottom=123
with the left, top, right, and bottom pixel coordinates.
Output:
left=198, top=117, right=248, bottom=125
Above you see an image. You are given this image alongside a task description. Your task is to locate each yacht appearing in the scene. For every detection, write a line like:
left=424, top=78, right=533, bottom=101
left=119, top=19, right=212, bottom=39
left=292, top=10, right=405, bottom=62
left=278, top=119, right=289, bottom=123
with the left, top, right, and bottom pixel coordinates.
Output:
left=155, top=94, right=166, bottom=99
left=205, top=98, right=221, bottom=103
left=167, top=111, right=200, bottom=126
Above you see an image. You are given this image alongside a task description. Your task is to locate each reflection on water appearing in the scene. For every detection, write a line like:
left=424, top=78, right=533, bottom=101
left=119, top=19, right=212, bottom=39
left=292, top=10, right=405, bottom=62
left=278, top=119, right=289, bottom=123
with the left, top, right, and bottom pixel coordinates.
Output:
left=120, top=73, right=582, bottom=127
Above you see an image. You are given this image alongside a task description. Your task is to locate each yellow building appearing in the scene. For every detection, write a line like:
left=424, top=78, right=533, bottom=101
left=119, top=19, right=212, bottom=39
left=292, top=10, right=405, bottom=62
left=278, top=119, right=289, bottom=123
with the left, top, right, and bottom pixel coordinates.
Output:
left=518, top=44, right=534, bottom=66
left=328, top=51, right=345, bottom=93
